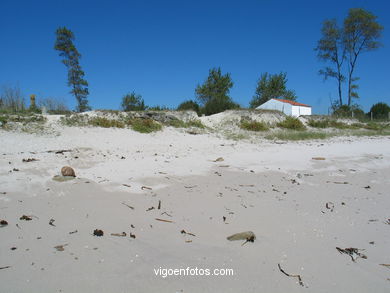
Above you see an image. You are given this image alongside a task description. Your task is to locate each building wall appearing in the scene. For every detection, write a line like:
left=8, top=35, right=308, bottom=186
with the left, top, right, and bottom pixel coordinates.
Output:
left=257, top=100, right=292, bottom=115
left=291, top=106, right=311, bottom=117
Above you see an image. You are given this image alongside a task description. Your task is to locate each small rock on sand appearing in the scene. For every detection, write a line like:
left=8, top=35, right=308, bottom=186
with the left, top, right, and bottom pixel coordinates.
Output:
left=61, top=166, right=76, bottom=177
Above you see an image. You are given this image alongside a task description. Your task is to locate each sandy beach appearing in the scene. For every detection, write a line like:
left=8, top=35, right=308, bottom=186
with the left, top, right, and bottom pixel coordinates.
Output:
left=1, top=116, right=390, bottom=293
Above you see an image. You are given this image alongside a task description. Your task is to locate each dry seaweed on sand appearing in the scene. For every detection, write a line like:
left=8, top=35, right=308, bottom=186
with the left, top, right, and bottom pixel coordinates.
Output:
left=336, top=247, right=367, bottom=262
left=181, top=229, right=196, bottom=237
left=278, top=263, right=304, bottom=287
left=155, top=218, right=174, bottom=223
left=93, top=229, right=104, bottom=236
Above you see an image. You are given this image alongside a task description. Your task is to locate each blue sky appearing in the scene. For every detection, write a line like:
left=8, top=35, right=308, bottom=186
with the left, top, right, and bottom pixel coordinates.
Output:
left=1, top=0, right=389, bottom=114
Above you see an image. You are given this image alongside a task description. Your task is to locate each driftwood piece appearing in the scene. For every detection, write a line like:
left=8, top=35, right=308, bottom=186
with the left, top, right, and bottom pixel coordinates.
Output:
left=0, top=266, right=11, bottom=270
left=155, top=218, right=174, bottom=223
left=181, top=229, right=196, bottom=236
left=121, top=202, right=134, bottom=210
left=111, top=232, right=126, bottom=237
left=278, top=263, right=304, bottom=286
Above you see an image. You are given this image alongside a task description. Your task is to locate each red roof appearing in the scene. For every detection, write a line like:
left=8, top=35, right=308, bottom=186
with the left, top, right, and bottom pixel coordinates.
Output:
left=273, top=98, right=311, bottom=107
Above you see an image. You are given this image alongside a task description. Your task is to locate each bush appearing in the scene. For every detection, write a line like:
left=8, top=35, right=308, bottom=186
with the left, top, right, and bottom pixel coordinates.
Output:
left=88, top=117, right=125, bottom=128
left=240, top=120, right=269, bottom=131
left=308, top=119, right=329, bottom=128
left=370, top=102, right=390, bottom=120
left=277, top=116, right=306, bottom=130
left=127, top=118, right=162, bottom=133
left=121, top=92, right=146, bottom=111
left=202, top=97, right=240, bottom=116
left=177, top=100, right=201, bottom=115
left=0, top=85, right=26, bottom=113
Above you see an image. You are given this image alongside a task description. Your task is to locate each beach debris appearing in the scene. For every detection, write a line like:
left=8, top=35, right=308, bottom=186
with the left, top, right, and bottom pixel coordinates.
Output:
left=223, top=216, right=226, bottom=222
left=364, top=185, right=371, bottom=189
left=16, top=224, right=21, bottom=229
left=385, top=219, right=390, bottom=225
left=327, top=181, right=349, bottom=184
left=158, top=200, right=161, bottom=210
left=380, top=264, right=390, bottom=269
left=22, top=158, right=38, bottom=163
left=184, top=185, right=197, bottom=189
left=336, top=247, right=367, bottom=262
left=19, top=215, right=32, bottom=221
left=121, top=202, right=134, bottom=210
left=213, top=157, right=224, bottom=162
left=52, top=175, right=75, bottom=182
left=61, top=166, right=76, bottom=177
left=69, top=230, right=78, bottom=234
left=54, top=244, right=67, bottom=251
left=93, top=229, right=104, bottom=236
left=47, top=149, right=72, bottom=154
left=214, top=171, right=222, bottom=176
left=131, top=224, right=135, bottom=228
left=0, top=192, right=6, bottom=195
left=11, top=247, right=17, bottom=250
left=278, top=263, right=304, bottom=287
left=146, top=207, right=155, bottom=211
left=185, top=240, right=192, bottom=243
left=0, top=266, right=11, bottom=270
left=0, top=220, right=8, bottom=227
left=369, top=241, right=375, bottom=245
left=141, top=186, right=152, bottom=190
left=181, top=229, right=196, bottom=237
left=155, top=218, right=174, bottom=223
left=161, top=212, right=172, bottom=217
left=130, top=233, right=136, bottom=239
left=312, top=157, right=325, bottom=160
left=326, top=202, right=335, bottom=212
left=227, top=231, right=256, bottom=245
left=12, top=168, right=19, bottom=172
left=239, top=184, right=254, bottom=187
left=122, top=184, right=131, bottom=188
left=111, top=232, right=127, bottom=237
left=49, top=219, right=56, bottom=226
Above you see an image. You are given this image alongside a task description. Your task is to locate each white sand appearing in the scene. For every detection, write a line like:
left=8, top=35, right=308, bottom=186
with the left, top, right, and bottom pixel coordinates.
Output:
left=1, top=119, right=390, bottom=292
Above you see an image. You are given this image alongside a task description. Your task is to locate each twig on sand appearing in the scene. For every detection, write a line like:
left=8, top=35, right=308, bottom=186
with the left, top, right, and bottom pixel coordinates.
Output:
left=121, top=202, right=134, bottom=210
left=155, top=218, right=174, bottom=223
left=0, top=266, right=11, bottom=270
left=278, top=263, right=304, bottom=287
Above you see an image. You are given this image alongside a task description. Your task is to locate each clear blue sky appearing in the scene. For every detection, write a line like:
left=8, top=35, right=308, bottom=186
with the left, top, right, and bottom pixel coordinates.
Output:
left=1, top=0, right=389, bottom=114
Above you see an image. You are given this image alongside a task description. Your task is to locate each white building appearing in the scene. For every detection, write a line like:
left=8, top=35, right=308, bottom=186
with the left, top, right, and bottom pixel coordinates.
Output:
left=256, top=98, right=311, bottom=117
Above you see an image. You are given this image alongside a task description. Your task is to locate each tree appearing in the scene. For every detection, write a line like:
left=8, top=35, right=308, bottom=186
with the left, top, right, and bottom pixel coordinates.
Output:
left=343, top=8, right=383, bottom=106
left=121, top=92, right=146, bottom=111
left=249, top=72, right=297, bottom=108
left=316, top=9, right=383, bottom=107
left=177, top=100, right=201, bottom=115
left=54, top=27, right=90, bottom=112
left=370, top=102, right=390, bottom=119
left=195, top=67, right=237, bottom=115
left=315, top=19, right=345, bottom=106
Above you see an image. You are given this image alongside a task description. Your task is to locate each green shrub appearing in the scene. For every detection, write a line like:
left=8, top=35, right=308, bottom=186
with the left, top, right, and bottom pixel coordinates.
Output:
left=177, top=100, right=201, bottom=115
left=240, top=120, right=269, bottom=131
left=277, top=116, right=306, bottom=130
left=168, top=119, right=205, bottom=129
left=186, top=119, right=205, bottom=128
left=370, top=102, right=390, bottom=120
left=308, top=119, right=330, bottom=128
left=128, top=118, right=162, bottom=133
left=201, top=97, right=240, bottom=116
left=88, top=117, right=125, bottom=128
left=121, top=92, right=146, bottom=111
